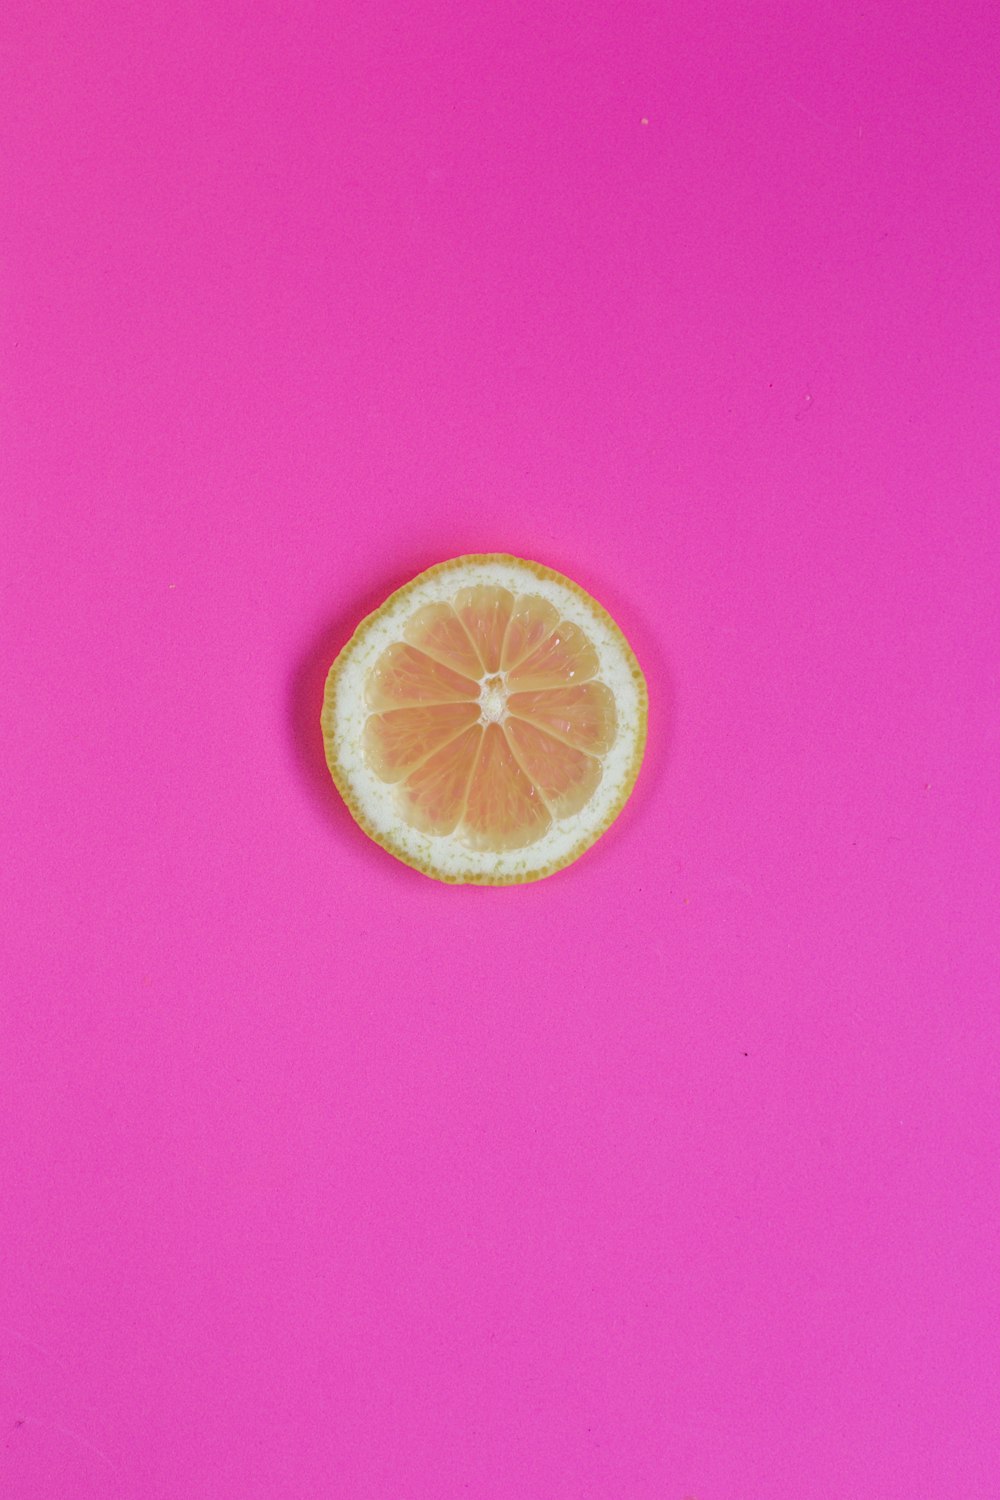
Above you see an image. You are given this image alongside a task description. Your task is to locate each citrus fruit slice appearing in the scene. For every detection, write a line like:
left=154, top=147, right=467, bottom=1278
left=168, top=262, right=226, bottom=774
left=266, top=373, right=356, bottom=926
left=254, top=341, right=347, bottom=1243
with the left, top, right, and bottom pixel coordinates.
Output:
left=321, top=555, right=647, bottom=884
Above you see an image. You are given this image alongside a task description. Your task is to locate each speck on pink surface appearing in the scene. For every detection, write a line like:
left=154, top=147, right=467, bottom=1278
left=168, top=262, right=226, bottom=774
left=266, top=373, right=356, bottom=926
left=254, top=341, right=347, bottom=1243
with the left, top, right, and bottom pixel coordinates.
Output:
left=2, top=3, right=998, bottom=1497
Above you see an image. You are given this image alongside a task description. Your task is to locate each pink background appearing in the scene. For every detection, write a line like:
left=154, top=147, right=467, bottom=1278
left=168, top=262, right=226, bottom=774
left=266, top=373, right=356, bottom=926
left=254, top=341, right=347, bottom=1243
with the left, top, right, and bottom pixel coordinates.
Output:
left=2, top=2, right=998, bottom=1496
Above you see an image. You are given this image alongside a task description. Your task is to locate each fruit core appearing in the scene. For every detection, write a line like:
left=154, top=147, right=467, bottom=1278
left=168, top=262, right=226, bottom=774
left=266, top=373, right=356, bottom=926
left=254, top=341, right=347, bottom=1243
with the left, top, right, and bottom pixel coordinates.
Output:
left=479, top=675, right=507, bottom=724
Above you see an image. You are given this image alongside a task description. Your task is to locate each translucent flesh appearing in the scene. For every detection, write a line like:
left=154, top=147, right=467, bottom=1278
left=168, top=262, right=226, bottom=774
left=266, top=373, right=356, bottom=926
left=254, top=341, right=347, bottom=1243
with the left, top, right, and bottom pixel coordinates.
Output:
left=403, top=603, right=484, bottom=680
left=504, top=715, right=602, bottom=817
left=507, top=618, right=599, bottom=691
left=365, top=642, right=479, bottom=709
left=453, top=586, right=514, bottom=673
left=500, top=594, right=559, bottom=671
left=462, top=724, right=552, bottom=851
left=507, top=682, right=617, bottom=755
left=395, top=723, right=483, bottom=836
left=363, top=702, right=480, bottom=782
left=362, top=591, right=618, bottom=848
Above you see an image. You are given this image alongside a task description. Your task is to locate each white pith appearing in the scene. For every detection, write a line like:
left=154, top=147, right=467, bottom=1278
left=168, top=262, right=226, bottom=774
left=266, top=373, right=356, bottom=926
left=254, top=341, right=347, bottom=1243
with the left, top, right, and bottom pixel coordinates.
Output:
left=324, top=557, right=646, bottom=882
left=478, top=676, right=508, bottom=724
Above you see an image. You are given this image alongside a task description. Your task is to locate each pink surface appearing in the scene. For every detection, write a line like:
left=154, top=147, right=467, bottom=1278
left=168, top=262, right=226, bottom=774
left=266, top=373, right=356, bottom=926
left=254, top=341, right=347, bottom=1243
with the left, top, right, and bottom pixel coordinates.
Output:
left=2, top=2, right=998, bottom=1496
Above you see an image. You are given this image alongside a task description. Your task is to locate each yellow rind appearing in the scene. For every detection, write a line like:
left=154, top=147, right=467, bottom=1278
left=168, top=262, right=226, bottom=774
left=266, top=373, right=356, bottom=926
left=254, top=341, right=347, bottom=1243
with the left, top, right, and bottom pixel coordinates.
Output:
left=321, top=554, right=648, bottom=885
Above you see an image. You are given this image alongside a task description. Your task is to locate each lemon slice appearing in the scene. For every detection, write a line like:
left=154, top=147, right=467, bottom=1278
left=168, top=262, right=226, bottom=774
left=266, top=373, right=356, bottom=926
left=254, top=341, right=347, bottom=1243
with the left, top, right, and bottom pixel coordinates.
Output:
left=321, top=555, right=647, bottom=884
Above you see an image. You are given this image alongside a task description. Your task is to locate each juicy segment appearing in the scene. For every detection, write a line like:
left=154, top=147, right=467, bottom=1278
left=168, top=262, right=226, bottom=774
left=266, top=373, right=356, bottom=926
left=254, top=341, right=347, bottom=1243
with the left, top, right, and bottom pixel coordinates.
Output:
left=396, top=724, right=483, bottom=836
left=507, top=682, right=617, bottom=755
left=500, top=594, right=559, bottom=671
left=453, top=585, right=514, bottom=673
left=403, top=602, right=483, bottom=679
left=363, top=702, right=480, bottom=782
left=504, top=715, right=602, bottom=817
left=506, top=618, right=599, bottom=690
left=463, top=724, right=552, bottom=850
left=362, top=590, right=615, bottom=848
left=365, top=642, right=478, bottom=709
